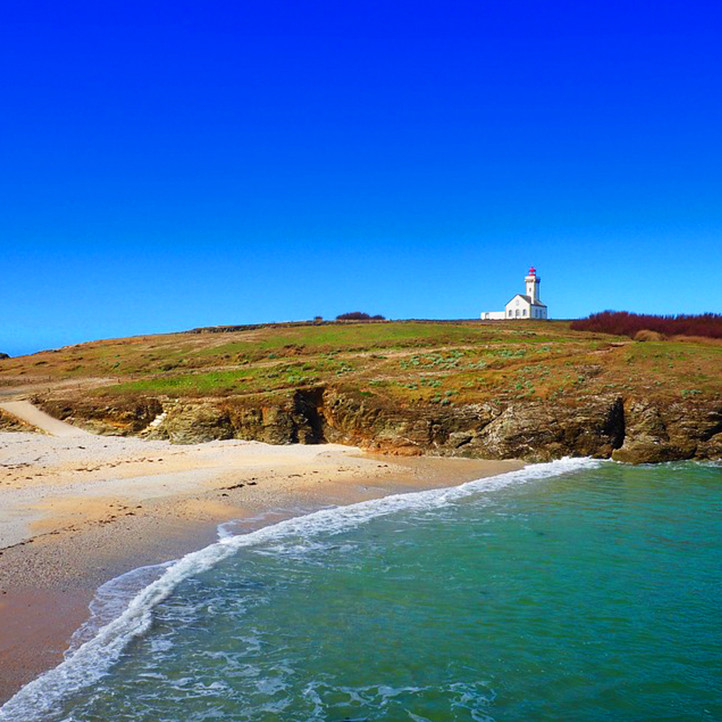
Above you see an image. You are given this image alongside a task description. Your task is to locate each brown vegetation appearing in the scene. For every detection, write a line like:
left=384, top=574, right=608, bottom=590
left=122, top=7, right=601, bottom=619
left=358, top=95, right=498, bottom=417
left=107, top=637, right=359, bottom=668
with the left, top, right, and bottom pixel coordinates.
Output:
left=571, top=311, right=722, bottom=339
left=633, top=330, right=664, bottom=342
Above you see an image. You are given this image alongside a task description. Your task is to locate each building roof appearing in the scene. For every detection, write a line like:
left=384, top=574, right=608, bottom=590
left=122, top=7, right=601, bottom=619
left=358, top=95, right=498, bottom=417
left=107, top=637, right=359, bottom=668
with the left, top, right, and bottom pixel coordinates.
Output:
left=507, top=294, right=547, bottom=307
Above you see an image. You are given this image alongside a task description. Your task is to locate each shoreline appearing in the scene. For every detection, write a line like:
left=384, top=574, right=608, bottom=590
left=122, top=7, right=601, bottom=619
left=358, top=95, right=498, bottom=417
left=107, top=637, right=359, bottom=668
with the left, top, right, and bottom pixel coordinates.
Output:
left=0, top=430, right=523, bottom=704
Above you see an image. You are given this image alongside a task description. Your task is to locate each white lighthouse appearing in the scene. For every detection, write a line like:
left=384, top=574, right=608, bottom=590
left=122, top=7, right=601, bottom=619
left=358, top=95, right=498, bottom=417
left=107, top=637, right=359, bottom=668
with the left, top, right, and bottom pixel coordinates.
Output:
left=525, top=267, right=541, bottom=304
left=481, top=266, right=549, bottom=320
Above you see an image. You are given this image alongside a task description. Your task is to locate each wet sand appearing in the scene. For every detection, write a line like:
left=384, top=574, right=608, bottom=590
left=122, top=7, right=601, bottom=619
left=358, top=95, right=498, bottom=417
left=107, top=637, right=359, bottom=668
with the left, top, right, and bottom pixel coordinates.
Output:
left=0, top=430, right=523, bottom=704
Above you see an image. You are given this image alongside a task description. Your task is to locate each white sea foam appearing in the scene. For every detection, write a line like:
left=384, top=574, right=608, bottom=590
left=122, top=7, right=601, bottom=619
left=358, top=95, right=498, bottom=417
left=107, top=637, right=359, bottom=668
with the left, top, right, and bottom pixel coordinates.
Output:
left=65, top=561, right=173, bottom=655
left=302, top=679, right=496, bottom=722
left=0, top=456, right=601, bottom=722
left=217, top=507, right=315, bottom=540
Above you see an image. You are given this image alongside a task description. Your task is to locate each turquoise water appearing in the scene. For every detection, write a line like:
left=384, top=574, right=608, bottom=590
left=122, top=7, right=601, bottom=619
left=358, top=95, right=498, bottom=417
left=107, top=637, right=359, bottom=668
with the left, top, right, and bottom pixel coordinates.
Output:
left=3, top=459, right=721, bottom=721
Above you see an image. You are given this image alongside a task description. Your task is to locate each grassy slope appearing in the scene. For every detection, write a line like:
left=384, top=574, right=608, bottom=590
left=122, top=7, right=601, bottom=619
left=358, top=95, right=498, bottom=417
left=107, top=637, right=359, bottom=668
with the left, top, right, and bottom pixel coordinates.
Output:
left=1, top=320, right=720, bottom=410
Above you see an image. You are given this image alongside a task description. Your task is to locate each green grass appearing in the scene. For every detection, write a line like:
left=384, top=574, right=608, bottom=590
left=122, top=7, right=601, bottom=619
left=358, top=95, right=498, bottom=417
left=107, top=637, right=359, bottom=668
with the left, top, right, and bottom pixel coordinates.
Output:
left=106, top=369, right=255, bottom=396
left=191, top=322, right=498, bottom=358
left=1, top=319, right=719, bottom=407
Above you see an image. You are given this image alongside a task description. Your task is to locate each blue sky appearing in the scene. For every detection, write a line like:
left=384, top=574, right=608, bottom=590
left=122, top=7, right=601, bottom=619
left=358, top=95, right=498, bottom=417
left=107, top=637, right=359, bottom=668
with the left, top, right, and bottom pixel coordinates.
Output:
left=2, top=1, right=721, bottom=356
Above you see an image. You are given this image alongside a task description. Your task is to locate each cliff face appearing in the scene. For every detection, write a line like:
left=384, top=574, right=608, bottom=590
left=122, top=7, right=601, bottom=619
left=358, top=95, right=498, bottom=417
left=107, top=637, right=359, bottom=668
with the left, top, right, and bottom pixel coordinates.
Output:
left=36, top=388, right=722, bottom=464
left=317, top=390, right=626, bottom=461
left=611, top=399, right=722, bottom=463
left=39, top=398, right=163, bottom=436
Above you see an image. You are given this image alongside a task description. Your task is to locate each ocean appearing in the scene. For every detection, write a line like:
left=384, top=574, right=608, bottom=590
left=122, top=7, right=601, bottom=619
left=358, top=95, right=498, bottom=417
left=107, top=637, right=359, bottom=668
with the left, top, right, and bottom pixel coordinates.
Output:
left=2, top=459, right=720, bottom=721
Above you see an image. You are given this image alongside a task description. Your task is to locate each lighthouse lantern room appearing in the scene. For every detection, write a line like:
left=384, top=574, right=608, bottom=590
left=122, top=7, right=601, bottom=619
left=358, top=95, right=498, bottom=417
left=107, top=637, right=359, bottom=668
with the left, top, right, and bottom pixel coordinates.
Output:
left=525, top=267, right=540, bottom=304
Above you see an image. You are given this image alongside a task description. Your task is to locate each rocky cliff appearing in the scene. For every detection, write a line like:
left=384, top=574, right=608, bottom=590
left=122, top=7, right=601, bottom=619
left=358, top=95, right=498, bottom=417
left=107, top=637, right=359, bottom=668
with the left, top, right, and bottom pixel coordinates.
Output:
left=36, top=388, right=722, bottom=464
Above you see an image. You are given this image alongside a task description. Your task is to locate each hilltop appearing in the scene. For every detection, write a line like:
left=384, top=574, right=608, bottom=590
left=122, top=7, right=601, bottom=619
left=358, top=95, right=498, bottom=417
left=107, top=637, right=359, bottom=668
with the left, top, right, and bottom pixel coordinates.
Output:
left=1, top=319, right=720, bottom=463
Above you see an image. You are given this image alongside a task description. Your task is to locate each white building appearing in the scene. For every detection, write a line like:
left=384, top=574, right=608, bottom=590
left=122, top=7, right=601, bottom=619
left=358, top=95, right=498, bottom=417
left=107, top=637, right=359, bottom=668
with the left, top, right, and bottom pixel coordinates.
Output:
left=481, top=266, right=548, bottom=320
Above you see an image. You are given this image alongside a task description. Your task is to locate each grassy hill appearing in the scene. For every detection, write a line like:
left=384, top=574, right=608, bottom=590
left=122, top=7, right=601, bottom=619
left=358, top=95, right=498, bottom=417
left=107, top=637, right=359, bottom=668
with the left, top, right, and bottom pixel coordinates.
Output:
left=1, top=319, right=720, bottom=462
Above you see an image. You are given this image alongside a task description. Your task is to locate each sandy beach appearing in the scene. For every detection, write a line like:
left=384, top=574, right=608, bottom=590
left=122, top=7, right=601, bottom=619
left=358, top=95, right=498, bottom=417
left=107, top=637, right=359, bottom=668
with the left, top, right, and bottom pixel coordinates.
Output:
left=0, top=426, right=522, bottom=704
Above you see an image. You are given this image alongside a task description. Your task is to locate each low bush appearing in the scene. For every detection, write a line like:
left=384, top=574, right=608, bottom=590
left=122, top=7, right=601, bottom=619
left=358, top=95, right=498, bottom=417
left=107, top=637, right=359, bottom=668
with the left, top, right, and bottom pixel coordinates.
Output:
left=634, top=330, right=665, bottom=342
left=571, top=311, right=722, bottom=339
left=336, top=312, right=386, bottom=321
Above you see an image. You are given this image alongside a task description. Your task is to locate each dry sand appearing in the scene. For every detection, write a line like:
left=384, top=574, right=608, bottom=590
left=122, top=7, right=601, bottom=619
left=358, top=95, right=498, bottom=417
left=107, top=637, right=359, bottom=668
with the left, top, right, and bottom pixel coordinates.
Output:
left=0, top=427, right=523, bottom=704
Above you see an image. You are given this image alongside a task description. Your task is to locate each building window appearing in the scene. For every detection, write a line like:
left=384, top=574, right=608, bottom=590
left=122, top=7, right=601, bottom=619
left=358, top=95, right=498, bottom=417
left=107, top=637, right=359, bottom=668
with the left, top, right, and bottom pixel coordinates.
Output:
left=523, top=309, right=527, bottom=316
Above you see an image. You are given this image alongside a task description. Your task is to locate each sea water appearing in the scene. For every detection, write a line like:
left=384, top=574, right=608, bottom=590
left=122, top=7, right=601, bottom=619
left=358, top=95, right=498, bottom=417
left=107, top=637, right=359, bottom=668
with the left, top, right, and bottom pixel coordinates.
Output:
left=2, top=459, right=720, bottom=721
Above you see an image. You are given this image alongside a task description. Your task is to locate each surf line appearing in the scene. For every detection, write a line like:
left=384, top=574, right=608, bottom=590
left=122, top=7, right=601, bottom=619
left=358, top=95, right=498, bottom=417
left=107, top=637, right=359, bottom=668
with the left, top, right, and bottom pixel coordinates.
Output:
left=0, top=457, right=601, bottom=722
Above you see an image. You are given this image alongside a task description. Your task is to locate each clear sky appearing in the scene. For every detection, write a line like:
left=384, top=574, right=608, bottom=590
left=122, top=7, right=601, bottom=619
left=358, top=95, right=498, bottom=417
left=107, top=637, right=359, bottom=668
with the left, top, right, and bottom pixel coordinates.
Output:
left=2, top=1, right=721, bottom=356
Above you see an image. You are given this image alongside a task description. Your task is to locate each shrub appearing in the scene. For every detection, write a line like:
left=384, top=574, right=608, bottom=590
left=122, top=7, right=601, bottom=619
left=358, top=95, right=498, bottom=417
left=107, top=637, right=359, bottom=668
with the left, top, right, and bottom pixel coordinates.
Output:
left=336, top=312, right=386, bottom=321
left=571, top=311, right=722, bottom=339
left=634, top=330, right=665, bottom=342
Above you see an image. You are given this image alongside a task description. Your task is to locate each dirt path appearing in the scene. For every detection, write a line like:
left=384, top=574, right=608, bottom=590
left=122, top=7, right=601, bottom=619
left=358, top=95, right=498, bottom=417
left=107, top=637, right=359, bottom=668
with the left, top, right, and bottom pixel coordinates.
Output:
left=0, top=401, right=91, bottom=438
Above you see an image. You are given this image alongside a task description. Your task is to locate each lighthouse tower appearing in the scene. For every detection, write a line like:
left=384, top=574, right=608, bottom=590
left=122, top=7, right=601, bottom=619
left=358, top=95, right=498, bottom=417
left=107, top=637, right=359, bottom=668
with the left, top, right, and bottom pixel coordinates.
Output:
left=525, top=267, right=541, bottom=304
left=481, top=265, right=549, bottom=320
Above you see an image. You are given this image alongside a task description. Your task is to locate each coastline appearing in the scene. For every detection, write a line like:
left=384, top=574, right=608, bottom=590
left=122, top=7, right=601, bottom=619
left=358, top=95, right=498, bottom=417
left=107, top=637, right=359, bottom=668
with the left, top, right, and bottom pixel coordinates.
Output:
left=0, top=430, right=522, bottom=704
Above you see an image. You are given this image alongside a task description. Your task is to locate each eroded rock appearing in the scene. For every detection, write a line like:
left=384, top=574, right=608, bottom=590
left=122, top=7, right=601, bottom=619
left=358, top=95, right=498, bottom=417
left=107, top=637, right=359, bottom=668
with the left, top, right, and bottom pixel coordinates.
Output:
left=31, top=389, right=722, bottom=463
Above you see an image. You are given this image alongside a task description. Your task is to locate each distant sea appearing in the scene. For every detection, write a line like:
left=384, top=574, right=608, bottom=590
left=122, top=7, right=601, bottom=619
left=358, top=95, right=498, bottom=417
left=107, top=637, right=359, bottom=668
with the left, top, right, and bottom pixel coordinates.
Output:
left=2, top=459, right=720, bottom=721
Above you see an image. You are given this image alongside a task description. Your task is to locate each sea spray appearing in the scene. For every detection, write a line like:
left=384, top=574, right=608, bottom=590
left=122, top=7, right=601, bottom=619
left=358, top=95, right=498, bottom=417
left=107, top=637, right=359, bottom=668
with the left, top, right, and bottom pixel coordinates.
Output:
left=0, top=457, right=602, bottom=722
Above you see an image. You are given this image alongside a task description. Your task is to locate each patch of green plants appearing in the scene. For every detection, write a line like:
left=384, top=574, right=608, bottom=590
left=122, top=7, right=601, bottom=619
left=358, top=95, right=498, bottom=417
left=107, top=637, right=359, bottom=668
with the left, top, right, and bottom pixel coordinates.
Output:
left=492, top=348, right=527, bottom=359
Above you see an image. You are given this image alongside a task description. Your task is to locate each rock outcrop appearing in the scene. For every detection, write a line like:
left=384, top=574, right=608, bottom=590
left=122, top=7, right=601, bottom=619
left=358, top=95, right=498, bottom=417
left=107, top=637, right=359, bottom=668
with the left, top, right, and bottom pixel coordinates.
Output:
left=316, top=391, right=625, bottom=461
left=34, top=388, right=721, bottom=463
left=37, top=397, right=163, bottom=436
left=612, top=399, right=722, bottom=463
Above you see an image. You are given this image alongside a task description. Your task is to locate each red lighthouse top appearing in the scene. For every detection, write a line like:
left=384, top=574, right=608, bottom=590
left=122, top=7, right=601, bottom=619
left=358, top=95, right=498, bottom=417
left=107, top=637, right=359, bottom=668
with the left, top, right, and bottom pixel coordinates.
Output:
left=528, top=266, right=537, bottom=276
